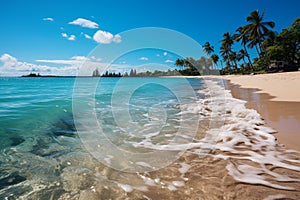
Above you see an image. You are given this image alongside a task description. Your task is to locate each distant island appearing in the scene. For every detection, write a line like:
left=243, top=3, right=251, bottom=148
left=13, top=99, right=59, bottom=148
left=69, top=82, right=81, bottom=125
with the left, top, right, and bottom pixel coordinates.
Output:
left=21, top=73, right=84, bottom=78
left=21, top=73, right=42, bottom=77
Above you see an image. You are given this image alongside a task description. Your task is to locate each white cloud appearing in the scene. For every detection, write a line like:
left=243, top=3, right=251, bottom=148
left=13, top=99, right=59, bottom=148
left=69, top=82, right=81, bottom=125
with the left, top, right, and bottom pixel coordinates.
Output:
left=140, top=57, right=149, bottom=61
left=112, top=34, right=122, bottom=43
left=61, top=33, right=68, bottom=38
left=69, top=18, right=98, bottom=29
left=36, top=59, right=82, bottom=65
left=90, top=56, right=102, bottom=61
left=36, top=57, right=126, bottom=76
left=61, top=33, right=76, bottom=41
left=163, top=52, right=168, bottom=56
left=0, top=53, right=136, bottom=77
left=133, top=63, right=172, bottom=73
left=71, top=56, right=89, bottom=61
left=93, top=30, right=121, bottom=44
left=68, top=35, right=76, bottom=41
left=165, top=59, right=173, bottom=63
left=0, top=54, right=78, bottom=76
left=84, top=34, right=91, bottom=39
left=43, top=17, right=54, bottom=21
left=0, top=53, right=17, bottom=64
left=156, top=54, right=160, bottom=57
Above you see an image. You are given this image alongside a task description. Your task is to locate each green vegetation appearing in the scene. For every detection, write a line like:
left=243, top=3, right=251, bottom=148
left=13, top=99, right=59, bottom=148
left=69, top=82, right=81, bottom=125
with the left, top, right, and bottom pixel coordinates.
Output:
left=92, top=57, right=219, bottom=77
left=175, top=57, right=219, bottom=75
left=92, top=69, right=121, bottom=77
left=93, top=68, right=182, bottom=77
left=92, top=12, right=299, bottom=77
left=205, top=10, right=299, bottom=75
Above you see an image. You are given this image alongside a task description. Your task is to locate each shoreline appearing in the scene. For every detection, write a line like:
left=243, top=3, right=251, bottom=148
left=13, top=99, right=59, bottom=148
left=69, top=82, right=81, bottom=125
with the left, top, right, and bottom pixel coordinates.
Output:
left=223, top=71, right=300, bottom=102
left=223, top=72, right=300, bottom=151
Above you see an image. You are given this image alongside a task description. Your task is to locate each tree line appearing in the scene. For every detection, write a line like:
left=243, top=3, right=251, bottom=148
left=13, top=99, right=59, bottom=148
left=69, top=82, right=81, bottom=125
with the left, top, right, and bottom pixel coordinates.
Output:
left=175, top=57, right=219, bottom=75
left=203, top=10, right=299, bottom=75
left=92, top=68, right=183, bottom=77
left=92, top=56, right=218, bottom=77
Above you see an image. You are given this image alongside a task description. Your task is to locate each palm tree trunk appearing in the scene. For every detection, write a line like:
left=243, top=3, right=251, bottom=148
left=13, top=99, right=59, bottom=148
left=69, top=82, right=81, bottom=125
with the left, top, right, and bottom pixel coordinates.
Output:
left=257, top=36, right=264, bottom=57
left=243, top=45, right=253, bottom=67
left=255, top=45, right=260, bottom=56
left=242, top=58, right=246, bottom=65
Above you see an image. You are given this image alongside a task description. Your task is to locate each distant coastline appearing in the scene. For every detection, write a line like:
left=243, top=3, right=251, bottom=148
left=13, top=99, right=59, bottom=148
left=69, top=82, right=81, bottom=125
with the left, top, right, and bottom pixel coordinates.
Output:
left=21, top=73, right=91, bottom=78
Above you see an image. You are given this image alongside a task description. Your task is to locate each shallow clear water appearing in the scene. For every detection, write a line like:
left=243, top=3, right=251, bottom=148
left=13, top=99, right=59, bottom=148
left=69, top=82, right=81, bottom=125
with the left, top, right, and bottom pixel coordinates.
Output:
left=0, top=77, right=74, bottom=150
left=0, top=77, right=204, bottom=198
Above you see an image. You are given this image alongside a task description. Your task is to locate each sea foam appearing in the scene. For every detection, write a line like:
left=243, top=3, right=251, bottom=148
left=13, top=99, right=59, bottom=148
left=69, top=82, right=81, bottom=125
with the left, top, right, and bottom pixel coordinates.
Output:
left=132, top=78, right=300, bottom=190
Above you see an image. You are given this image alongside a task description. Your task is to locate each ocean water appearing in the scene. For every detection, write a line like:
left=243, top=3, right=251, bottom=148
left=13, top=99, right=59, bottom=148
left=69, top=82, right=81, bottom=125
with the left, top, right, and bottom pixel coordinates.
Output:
left=0, top=77, right=204, bottom=198
left=1, top=77, right=300, bottom=199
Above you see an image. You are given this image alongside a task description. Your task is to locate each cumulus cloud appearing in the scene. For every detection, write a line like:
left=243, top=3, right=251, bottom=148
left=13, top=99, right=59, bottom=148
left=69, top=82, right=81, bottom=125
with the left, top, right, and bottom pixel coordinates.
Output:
left=112, top=34, right=122, bottom=43
left=43, top=17, right=54, bottom=21
left=0, top=53, right=17, bottom=64
left=0, top=54, right=78, bottom=76
left=165, top=59, right=173, bottom=63
left=69, top=18, right=98, bottom=29
left=139, top=57, right=149, bottom=61
left=163, top=52, right=168, bottom=56
left=93, top=30, right=122, bottom=44
left=0, top=54, right=130, bottom=77
left=93, top=30, right=113, bottom=44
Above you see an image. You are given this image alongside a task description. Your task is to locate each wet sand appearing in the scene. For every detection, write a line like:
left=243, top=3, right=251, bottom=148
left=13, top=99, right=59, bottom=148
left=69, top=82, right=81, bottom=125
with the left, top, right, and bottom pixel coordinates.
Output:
left=223, top=72, right=300, bottom=151
left=227, top=82, right=300, bottom=151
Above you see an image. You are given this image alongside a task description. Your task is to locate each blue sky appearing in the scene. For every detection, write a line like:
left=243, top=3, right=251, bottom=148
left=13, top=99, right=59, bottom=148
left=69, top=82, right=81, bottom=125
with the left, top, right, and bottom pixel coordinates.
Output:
left=0, top=0, right=299, bottom=76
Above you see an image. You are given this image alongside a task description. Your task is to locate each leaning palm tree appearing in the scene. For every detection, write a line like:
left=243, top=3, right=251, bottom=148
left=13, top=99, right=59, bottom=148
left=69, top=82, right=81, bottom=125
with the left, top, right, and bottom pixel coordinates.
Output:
left=203, top=42, right=214, bottom=56
left=244, top=10, right=275, bottom=56
left=234, top=26, right=253, bottom=67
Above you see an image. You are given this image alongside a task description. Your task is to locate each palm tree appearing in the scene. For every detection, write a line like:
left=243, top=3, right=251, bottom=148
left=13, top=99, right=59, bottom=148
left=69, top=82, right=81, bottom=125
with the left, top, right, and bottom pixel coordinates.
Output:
left=211, top=54, right=219, bottom=66
left=220, top=32, right=234, bottom=68
left=229, top=51, right=238, bottom=70
left=203, top=42, right=214, bottom=55
left=234, top=26, right=253, bottom=67
left=220, top=44, right=230, bottom=66
left=237, top=49, right=247, bottom=65
left=262, top=30, right=277, bottom=52
left=221, top=32, right=234, bottom=49
left=175, top=58, right=185, bottom=70
left=244, top=10, right=275, bottom=56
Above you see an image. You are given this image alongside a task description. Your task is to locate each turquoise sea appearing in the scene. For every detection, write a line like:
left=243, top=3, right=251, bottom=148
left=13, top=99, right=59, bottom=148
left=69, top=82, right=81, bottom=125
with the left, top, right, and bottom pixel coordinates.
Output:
left=0, top=77, right=203, bottom=199
left=1, top=77, right=300, bottom=199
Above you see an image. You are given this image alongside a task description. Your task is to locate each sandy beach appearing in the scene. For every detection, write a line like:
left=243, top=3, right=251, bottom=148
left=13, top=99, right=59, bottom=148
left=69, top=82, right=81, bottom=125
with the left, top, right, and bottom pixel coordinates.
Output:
left=224, top=71, right=300, bottom=102
left=223, top=71, right=300, bottom=151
